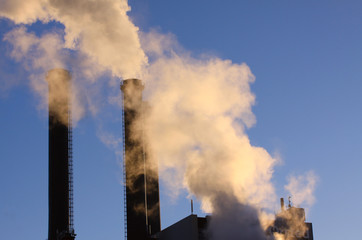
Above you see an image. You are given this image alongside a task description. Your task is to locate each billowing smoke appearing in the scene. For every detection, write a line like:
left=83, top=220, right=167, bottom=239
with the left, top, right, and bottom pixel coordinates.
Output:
left=0, top=0, right=146, bottom=77
left=207, top=195, right=270, bottom=240
left=0, top=1, right=317, bottom=239
left=1, top=0, right=146, bottom=123
left=285, top=171, right=318, bottom=211
left=141, top=31, right=278, bottom=239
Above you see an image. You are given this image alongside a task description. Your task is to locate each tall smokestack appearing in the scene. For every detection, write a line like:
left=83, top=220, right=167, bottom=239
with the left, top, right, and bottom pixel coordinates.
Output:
left=47, top=69, right=75, bottom=240
left=121, top=79, right=161, bottom=240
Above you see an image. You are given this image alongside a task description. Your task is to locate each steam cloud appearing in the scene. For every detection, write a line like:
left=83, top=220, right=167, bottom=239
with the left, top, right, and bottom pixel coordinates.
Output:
left=142, top=31, right=277, bottom=239
left=285, top=171, right=318, bottom=210
left=1, top=0, right=317, bottom=239
left=1, top=0, right=146, bottom=123
left=0, top=0, right=146, bottom=77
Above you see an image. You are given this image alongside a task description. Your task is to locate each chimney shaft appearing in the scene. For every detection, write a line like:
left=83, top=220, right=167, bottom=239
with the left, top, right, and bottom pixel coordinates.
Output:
left=47, top=69, right=75, bottom=240
left=121, top=79, right=160, bottom=240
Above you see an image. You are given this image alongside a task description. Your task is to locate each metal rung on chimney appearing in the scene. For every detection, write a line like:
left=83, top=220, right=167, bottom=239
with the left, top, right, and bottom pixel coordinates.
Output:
left=68, top=107, right=74, bottom=232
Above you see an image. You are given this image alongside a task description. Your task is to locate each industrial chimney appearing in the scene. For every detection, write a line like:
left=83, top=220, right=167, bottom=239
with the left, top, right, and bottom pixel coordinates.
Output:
left=121, top=79, right=161, bottom=240
left=47, top=69, right=75, bottom=240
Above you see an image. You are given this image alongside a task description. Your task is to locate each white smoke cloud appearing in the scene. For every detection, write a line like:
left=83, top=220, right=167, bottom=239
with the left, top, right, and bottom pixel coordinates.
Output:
left=0, top=0, right=147, bottom=78
left=141, top=31, right=318, bottom=238
left=0, top=0, right=50, bottom=24
left=2, top=26, right=89, bottom=124
left=285, top=171, right=318, bottom=210
left=3, top=26, right=65, bottom=70
left=1, top=0, right=147, bottom=124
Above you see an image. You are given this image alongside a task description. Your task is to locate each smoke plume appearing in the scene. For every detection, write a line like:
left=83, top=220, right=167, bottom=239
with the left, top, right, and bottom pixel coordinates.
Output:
left=1, top=0, right=146, bottom=124
left=141, top=31, right=279, bottom=239
left=285, top=171, right=318, bottom=210
left=207, top=195, right=271, bottom=240
left=0, top=0, right=146, bottom=78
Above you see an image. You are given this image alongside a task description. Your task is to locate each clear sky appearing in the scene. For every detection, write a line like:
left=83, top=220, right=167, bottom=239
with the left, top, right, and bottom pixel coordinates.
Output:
left=1, top=1, right=362, bottom=240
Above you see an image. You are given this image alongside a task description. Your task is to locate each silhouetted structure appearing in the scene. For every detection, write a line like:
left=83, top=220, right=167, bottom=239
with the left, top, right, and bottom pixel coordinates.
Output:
left=121, top=79, right=161, bottom=240
left=47, top=69, right=75, bottom=240
left=157, top=215, right=209, bottom=240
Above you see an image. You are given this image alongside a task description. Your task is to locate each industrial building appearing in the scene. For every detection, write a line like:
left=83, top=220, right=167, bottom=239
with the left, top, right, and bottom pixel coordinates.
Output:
left=153, top=201, right=314, bottom=240
left=155, top=204, right=313, bottom=240
left=156, top=214, right=209, bottom=240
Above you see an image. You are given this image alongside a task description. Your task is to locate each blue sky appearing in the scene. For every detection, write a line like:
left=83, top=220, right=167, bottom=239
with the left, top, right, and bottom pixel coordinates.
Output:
left=1, top=1, right=362, bottom=239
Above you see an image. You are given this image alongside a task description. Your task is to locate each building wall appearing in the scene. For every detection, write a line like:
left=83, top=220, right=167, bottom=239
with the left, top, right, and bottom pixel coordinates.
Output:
left=158, top=215, right=200, bottom=240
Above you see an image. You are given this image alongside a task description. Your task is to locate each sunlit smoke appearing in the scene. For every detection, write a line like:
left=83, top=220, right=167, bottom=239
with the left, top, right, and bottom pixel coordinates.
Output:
left=0, top=0, right=146, bottom=78
left=141, top=31, right=281, bottom=237
left=1, top=0, right=146, bottom=124
left=285, top=171, right=318, bottom=210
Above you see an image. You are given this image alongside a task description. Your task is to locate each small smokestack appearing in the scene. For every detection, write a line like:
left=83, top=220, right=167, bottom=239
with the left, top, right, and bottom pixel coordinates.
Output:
left=191, top=199, right=194, bottom=215
left=288, top=196, right=292, bottom=208
left=280, top=198, right=285, bottom=211
left=47, top=69, right=75, bottom=240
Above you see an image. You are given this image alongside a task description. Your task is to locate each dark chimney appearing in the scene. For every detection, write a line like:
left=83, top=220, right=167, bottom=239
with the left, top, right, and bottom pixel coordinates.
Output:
left=121, top=79, right=161, bottom=240
left=280, top=198, right=285, bottom=211
left=47, top=69, right=75, bottom=240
